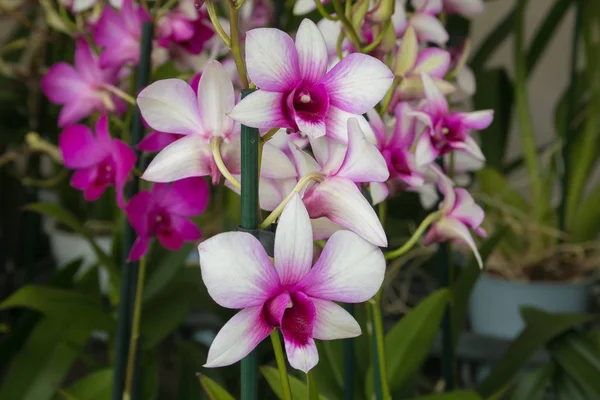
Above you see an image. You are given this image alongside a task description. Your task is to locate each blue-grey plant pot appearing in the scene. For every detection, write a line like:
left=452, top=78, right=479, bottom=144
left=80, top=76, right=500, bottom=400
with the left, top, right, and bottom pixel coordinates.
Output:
left=469, top=272, right=595, bottom=339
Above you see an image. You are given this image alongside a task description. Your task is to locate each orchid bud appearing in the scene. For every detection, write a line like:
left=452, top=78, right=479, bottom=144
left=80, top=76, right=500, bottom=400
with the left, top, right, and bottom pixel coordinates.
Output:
left=398, top=76, right=455, bottom=100
left=366, top=0, right=395, bottom=23
left=378, top=22, right=398, bottom=53
left=351, top=0, right=370, bottom=36
left=394, top=25, right=418, bottom=77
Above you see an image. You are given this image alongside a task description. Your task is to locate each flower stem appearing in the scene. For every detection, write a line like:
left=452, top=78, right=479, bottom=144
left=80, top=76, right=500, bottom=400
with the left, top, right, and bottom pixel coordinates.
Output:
left=124, top=255, right=147, bottom=400
left=384, top=211, right=442, bottom=260
left=259, top=173, right=324, bottom=229
left=361, top=21, right=391, bottom=54
left=261, top=127, right=280, bottom=143
left=270, top=331, right=293, bottom=400
left=228, top=2, right=249, bottom=88
left=370, top=290, right=389, bottom=400
left=313, top=0, right=339, bottom=21
left=206, top=0, right=231, bottom=48
left=330, top=0, right=362, bottom=51
left=211, top=138, right=242, bottom=191
left=101, top=84, right=136, bottom=105
left=379, top=77, right=400, bottom=117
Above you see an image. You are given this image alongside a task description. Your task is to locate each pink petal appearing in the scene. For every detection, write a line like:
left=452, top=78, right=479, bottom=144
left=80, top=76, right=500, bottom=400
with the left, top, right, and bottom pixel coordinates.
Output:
left=59, top=125, right=105, bottom=169
left=70, top=167, right=96, bottom=190
left=274, top=194, right=313, bottom=286
left=435, top=218, right=483, bottom=268
left=412, top=0, right=443, bottom=14
left=412, top=48, right=451, bottom=79
left=370, top=181, right=389, bottom=205
left=137, top=131, right=182, bottom=152
left=228, top=90, right=291, bottom=130
left=334, top=118, right=389, bottom=183
left=410, top=14, right=449, bottom=44
left=204, top=306, right=273, bottom=368
left=297, top=229, right=385, bottom=302
left=319, top=53, right=394, bottom=114
left=261, top=143, right=298, bottom=179
left=112, top=139, right=137, bottom=208
left=456, top=110, right=494, bottom=130
left=324, top=106, right=373, bottom=142
left=421, top=72, right=448, bottom=119
left=83, top=181, right=108, bottom=202
left=142, top=135, right=211, bottom=182
left=74, top=39, right=103, bottom=83
left=264, top=292, right=292, bottom=326
left=311, top=298, right=361, bottom=340
left=366, top=108, right=387, bottom=148
left=295, top=19, right=328, bottom=85
left=451, top=188, right=485, bottom=228
left=160, top=177, right=210, bottom=216
left=415, top=132, right=438, bottom=167
left=245, top=28, right=300, bottom=92
left=303, top=177, right=387, bottom=247
left=197, top=60, right=235, bottom=137
left=452, top=136, right=485, bottom=161
left=281, top=292, right=318, bottom=373
left=392, top=102, right=417, bottom=147
left=94, top=114, right=112, bottom=144
left=41, top=63, right=87, bottom=104
left=198, top=231, right=281, bottom=308
left=137, top=79, right=204, bottom=135
left=157, top=229, right=184, bottom=251
left=127, top=236, right=151, bottom=261
left=57, top=97, right=100, bottom=127
left=125, top=190, right=153, bottom=235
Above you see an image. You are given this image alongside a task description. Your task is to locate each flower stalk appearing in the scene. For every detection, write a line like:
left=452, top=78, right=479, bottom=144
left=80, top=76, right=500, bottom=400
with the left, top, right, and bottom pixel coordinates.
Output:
left=124, top=256, right=147, bottom=399
left=228, top=2, right=249, bottom=88
left=370, top=289, right=389, bottom=400
left=206, top=0, right=231, bottom=48
left=270, top=331, right=293, bottom=400
left=211, top=137, right=242, bottom=190
left=384, top=211, right=443, bottom=260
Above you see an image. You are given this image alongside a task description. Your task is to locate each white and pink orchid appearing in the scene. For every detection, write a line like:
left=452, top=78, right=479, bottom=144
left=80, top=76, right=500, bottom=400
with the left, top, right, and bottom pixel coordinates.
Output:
left=228, top=19, right=394, bottom=141
left=199, top=193, right=385, bottom=372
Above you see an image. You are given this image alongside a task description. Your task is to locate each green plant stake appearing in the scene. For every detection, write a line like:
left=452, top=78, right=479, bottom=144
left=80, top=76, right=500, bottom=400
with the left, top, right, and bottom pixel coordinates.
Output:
left=343, top=303, right=355, bottom=400
left=240, top=88, right=260, bottom=400
left=112, top=22, right=153, bottom=400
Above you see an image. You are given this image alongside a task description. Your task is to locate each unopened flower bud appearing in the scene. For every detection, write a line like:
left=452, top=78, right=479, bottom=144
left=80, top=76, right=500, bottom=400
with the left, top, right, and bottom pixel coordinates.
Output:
left=394, top=26, right=417, bottom=77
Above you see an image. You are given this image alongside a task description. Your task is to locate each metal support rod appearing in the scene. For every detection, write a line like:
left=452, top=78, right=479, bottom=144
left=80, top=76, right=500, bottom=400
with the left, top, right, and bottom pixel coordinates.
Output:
left=112, top=22, right=153, bottom=400
left=240, top=88, right=260, bottom=400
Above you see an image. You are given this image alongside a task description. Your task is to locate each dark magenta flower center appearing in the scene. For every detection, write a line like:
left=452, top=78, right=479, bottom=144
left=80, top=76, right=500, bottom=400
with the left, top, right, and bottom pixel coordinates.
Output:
left=264, top=291, right=316, bottom=346
left=94, top=158, right=116, bottom=186
left=285, top=81, right=330, bottom=130
left=149, top=208, right=173, bottom=236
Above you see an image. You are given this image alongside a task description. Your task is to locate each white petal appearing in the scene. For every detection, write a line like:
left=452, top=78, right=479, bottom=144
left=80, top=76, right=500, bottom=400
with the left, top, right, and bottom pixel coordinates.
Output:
left=284, top=337, right=318, bottom=373
left=415, top=132, right=438, bottom=167
left=137, top=79, right=203, bottom=135
left=246, top=28, right=300, bottom=92
left=228, top=90, right=290, bottom=129
left=324, top=106, right=373, bottom=142
left=274, top=193, right=313, bottom=286
left=421, top=72, right=449, bottom=118
left=334, top=118, right=389, bottom=183
left=142, top=135, right=211, bottom=182
left=198, top=232, right=280, bottom=308
left=197, top=60, right=235, bottom=137
left=437, top=218, right=483, bottom=268
left=311, top=298, right=361, bottom=340
left=311, top=217, right=343, bottom=240
left=293, top=0, right=317, bottom=15
left=261, top=143, right=298, bottom=179
left=454, top=136, right=485, bottom=161
left=288, top=143, right=321, bottom=177
left=320, top=53, right=394, bottom=114
left=260, top=178, right=297, bottom=211
left=317, top=19, right=342, bottom=56
left=295, top=19, right=328, bottom=84
left=298, top=230, right=385, bottom=302
left=303, top=177, right=388, bottom=247
left=204, top=306, right=273, bottom=368
left=410, top=14, right=449, bottom=44
left=370, top=181, right=389, bottom=205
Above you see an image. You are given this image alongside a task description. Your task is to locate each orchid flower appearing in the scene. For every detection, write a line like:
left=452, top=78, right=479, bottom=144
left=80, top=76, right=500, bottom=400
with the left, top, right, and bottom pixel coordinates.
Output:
left=424, top=169, right=486, bottom=268
left=199, top=193, right=385, bottom=372
left=41, top=40, right=123, bottom=127
left=126, top=177, right=209, bottom=261
left=393, top=0, right=448, bottom=45
left=59, top=114, right=135, bottom=207
left=228, top=19, right=393, bottom=141
left=412, top=0, right=484, bottom=18
left=94, top=0, right=151, bottom=69
left=60, top=0, right=121, bottom=12
left=412, top=73, right=493, bottom=167
left=366, top=103, right=424, bottom=205
left=286, top=118, right=389, bottom=246
left=157, top=0, right=214, bottom=55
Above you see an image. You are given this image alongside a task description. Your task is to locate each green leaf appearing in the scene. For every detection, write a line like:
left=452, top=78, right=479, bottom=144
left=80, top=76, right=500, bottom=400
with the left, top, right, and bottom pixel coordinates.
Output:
left=61, top=369, right=113, bottom=400
left=0, top=285, right=114, bottom=331
left=572, top=180, right=600, bottom=241
left=473, top=69, right=513, bottom=170
left=509, top=364, right=554, bottom=400
left=555, top=368, right=594, bottom=400
left=140, top=286, right=192, bottom=349
left=308, top=371, right=319, bottom=400
left=199, top=375, right=235, bottom=400
left=408, top=390, right=482, bottom=400
left=365, top=289, right=450, bottom=396
left=0, top=318, right=90, bottom=400
left=261, top=366, right=329, bottom=400
left=477, top=308, right=595, bottom=397
left=143, top=243, right=194, bottom=303
left=526, top=0, right=573, bottom=75
left=550, top=332, right=600, bottom=396
left=477, top=168, right=529, bottom=212
left=177, top=342, right=209, bottom=400
left=141, top=350, right=159, bottom=400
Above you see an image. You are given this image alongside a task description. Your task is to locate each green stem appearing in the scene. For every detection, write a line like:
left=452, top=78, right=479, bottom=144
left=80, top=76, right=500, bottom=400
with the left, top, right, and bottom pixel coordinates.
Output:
left=212, top=138, right=241, bottom=190
left=124, top=256, right=147, bottom=400
left=362, top=22, right=391, bottom=54
left=270, top=331, right=293, bottom=400
left=379, top=77, right=400, bottom=117
left=206, top=0, right=231, bottom=48
left=370, top=290, right=389, bottom=400
left=313, top=0, right=339, bottom=21
left=384, top=211, right=442, bottom=260
left=229, top=3, right=249, bottom=88
left=330, top=0, right=362, bottom=50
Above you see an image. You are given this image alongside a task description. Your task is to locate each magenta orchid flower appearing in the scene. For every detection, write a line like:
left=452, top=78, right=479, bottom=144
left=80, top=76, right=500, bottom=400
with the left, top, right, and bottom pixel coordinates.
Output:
left=228, top=19, right=394, bottom=142
left=366, top=103, right=424, bottom=205
left=157, top=0, right=214, bottom=55
left=94, top=0, right=151, bottom=69
left=59, top=114, right=136, bottom=207
left=412, top=73, right=493, bottom=166
left=424, top=169, right=486, bottom=267
left=199, top=193, right=384, bottom=372
left=41, top=40, right=123, bottom=127
left=286, top=118, right=389, bottom=246
left=126, top=177, right=209, bottom=261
